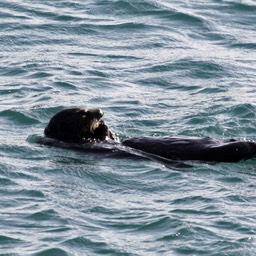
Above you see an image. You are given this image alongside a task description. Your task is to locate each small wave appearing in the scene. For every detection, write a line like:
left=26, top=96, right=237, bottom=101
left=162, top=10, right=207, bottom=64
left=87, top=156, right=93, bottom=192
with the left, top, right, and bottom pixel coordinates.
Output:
left=33, top=248, right=69, bottom=256
left=26, top=209, right=59, bottom=221
left=230, top=42, right=256, bottom=49
left=0, top=176, right=17, bottom=186
left=0, top=235, right=22, bottom=246
left=136, top=216, right=173, bottom=232
left=0, top=109, right=39, bottom=125
left=28, top=71, right=53, bottom=79
left=225, top=104, right=256, bottom=119
left=0, top=66, right=27, bottom=77
left=52, top=81, right=78, bottom=90
left=61, top=236, right=127, bottom=255
left=226, top=0, right=256, bottom=11
left=136, top=58, right=228, bottom=81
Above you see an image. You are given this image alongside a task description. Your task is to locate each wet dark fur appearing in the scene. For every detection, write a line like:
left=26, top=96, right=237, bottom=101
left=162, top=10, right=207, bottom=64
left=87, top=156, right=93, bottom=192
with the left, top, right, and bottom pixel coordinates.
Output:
left=122, top=136, right=256, bottom=163
left=44, top=108, right=117, bottom=142
left=44, top=108, right=256, bottom=163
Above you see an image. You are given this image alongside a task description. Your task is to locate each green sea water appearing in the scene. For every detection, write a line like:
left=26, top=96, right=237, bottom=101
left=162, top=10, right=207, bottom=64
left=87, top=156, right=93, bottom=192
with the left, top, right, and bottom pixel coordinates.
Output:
left=1, top=0, right=256, bottom=255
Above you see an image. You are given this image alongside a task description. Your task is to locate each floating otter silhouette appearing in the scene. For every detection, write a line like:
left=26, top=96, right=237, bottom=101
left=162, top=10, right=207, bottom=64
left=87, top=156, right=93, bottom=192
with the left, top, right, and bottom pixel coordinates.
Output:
left=43, top=108, right=256, bottom=164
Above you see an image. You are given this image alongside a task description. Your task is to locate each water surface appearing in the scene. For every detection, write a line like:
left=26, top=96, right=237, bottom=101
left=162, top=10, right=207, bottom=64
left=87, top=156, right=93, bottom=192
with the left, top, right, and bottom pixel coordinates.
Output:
left=1, top=0, right=256, bottom=255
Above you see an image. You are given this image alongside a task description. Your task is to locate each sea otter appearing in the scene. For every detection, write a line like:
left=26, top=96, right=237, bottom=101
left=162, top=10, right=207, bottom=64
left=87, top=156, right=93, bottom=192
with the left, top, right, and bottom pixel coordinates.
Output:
left=43, top=108, right=256, bottom=163
left=44, top=108, right=118, bottom=142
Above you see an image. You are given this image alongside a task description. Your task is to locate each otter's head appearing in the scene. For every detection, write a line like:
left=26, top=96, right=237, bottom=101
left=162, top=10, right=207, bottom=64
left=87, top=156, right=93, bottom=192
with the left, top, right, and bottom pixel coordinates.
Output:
left=44, top=108, right=117, bottom=142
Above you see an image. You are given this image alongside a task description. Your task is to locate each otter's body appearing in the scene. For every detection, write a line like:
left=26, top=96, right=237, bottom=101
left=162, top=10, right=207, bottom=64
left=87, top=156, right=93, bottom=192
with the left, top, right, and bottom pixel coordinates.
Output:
left=42, top=108, right=256, bottom=163
left=122, top=136, right=256, bottom=163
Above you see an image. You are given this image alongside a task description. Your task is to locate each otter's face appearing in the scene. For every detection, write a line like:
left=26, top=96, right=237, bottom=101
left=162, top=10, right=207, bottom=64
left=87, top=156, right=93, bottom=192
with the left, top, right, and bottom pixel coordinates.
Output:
left=44, top=108, right=106, bottom=142
left=80, top=108, right=104, bottom=134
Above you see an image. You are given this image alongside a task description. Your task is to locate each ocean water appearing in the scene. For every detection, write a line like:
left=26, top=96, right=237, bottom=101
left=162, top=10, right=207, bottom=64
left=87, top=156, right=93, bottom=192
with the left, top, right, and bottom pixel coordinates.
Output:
left=1, top=0, right=256, bottom=255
